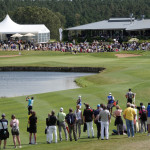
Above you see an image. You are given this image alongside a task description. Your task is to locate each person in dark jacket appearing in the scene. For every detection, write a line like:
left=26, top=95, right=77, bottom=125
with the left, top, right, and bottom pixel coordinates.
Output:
left=65, top=108, right=77, bottom=141
left=47, top=110, right=57, bottom=143
left=0, top=114, right=8, bottom=149
left=83, top=104, right=94, bottom=138
left=29, top=111, right=37, bottom=144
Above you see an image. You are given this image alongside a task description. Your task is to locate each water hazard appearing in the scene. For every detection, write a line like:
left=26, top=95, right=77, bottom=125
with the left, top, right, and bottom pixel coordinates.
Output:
left=0, top=72, right=94, bottom=97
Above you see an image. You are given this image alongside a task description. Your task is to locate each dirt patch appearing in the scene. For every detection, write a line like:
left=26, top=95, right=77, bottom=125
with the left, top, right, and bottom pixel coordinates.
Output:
left=115, top=54, right=142, bottom=58
left=0, top=55, right=20, bottom=58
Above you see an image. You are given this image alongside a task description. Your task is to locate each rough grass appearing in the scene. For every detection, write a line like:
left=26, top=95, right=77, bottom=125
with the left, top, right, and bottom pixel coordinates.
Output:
left=0, top=51, right=150, bottom=150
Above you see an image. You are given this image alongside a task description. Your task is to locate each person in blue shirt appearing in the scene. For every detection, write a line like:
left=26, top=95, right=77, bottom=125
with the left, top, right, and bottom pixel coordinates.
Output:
left=26, top=96, right=34, bottom=115
left=76, top=96, right=82, bottom=109
left=147, top=103, right=150, bottom=136
left=107, top=93, right=114, bottom=114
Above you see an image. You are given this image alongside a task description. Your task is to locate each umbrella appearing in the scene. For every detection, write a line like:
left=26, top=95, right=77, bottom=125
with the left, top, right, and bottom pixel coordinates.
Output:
left=11, top=33, right=23, bottom=38
left=24, top=33, right=35, bottom=37
left=129, top=38, right=139, bottom=42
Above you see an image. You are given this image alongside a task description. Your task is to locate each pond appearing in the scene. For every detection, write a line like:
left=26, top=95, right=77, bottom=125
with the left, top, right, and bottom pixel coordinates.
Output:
left=0, top=72, right=94, bottom=97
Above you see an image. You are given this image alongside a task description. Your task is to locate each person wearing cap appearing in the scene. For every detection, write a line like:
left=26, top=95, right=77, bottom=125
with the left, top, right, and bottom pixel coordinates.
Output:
left=83, top=104, right=94, bottom=138
left=99, top=105, right=111, bottom=140
left=0, top=113, right=9, bottom=149
left=131, top=104, right=138, bottom=133
left=76, top=96, right=82, bottom=109
left=74, top=105, right=83, bottom=139
left=94, top=104, right=103, bottom=139
left=107, top=93, right=115, bottom=114
left=139, top=106, right=147, bottom=133
left=123, top=103, right=136, bottom=138
left=125, top=89, right=134, bottom=104
left=57, top=108, right=68, bottom=141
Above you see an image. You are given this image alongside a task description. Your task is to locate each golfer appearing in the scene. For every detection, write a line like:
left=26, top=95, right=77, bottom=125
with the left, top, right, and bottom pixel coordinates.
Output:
left=26, top=96, right=34, bottom=115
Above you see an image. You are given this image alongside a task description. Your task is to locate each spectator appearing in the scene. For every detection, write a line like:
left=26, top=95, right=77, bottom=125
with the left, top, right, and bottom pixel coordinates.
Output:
left=74, top=105, right=83, bottom=139
left=131, top=104, right=138, bottom=133
left=113, top=105, right=123, bottom=135
left=10, top=115, right=21, bottom=148
left=65, top=108, right=77, bottom=141
left=123, top=103, right=136, bottom=138
left=0, top=114, right=9, bottom=149
left=147, top=103, right=150, bottom=136
left=83, top=104, right=94, bottom=138
left=99, top=105, right=111, bottom=140
left=94, top=104, right=103, bottom=139
left=57, top=107, right=68, bottom=141
left=29, top=111, right=37, bottom=144
left=139, top=106, right=147, bottom=133
left=47, top=111, right=57, bottom=143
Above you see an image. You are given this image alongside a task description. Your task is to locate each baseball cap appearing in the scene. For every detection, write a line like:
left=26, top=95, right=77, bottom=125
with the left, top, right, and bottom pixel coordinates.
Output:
left=97, top=104, right=100, bottom=107
left=109, top=93, right=112, bottom=95
left=78, top=95, right=81, bottom=98
left=142, top=106, right=145, bottom=109
left=1, top=113, right=5, bottom=117
left=60, top=107, right=63, bottom=112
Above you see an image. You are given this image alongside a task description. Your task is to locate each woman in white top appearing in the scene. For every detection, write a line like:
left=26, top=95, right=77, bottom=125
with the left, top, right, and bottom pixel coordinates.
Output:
left=75, top=105, right=83, bottom=139
left=10, top=115, right=21, bottom=148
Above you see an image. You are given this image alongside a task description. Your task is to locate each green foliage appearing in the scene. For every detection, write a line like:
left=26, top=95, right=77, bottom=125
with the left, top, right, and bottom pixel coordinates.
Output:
left=10, top=6, right=63, bottom=40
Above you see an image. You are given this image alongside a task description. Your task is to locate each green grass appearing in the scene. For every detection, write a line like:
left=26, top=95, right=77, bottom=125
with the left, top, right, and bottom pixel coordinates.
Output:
left=0, top=51, right=150, bottom=150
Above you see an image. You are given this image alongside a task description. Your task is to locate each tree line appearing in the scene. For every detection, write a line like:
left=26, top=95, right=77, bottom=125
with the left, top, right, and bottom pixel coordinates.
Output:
left=0, top=0, right=150, bottom=40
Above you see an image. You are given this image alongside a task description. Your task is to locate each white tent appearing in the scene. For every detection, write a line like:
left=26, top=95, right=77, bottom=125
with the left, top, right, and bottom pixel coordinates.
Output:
left=0, top=15, right=50, bottom=43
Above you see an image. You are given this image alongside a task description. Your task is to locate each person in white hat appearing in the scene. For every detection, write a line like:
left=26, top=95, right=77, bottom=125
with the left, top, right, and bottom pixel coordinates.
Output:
left=107, top=93, right=115, bottom=114
left=76, top=96, right=82, bottom=108
left=57, top=108, right=68, bottom=141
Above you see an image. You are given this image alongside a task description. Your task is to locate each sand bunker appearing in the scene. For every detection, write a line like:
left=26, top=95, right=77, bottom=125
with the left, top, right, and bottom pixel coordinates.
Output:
left=115, top=54, right=142, bottom=58
left=0, top=55, right=20, bottom=58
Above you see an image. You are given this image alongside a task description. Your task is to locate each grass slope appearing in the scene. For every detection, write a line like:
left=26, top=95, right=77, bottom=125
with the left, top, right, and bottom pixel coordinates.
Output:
left=0, top=51, right=150, bottom=150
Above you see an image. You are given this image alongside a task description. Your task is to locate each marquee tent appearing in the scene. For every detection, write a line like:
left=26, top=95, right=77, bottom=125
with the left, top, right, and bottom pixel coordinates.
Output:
left=0, top=14, right=50, bottom=43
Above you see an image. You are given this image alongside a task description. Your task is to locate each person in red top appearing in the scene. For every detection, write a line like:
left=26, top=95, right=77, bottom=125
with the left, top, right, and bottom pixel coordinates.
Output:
left=83, top=104, right=94, bottom=138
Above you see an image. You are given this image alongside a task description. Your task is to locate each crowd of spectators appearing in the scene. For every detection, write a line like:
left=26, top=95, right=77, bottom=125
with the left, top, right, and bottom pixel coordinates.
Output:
left=1, top=90, right=150, bottom=149
left=1, top=40, right=150, bottom=52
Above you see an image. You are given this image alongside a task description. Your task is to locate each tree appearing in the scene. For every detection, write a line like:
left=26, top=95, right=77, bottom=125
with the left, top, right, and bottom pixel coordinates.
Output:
left=11, top=6, right=62, bottom=40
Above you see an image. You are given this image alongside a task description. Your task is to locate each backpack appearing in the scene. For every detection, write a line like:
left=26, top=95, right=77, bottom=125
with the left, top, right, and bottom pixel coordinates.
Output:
left=141, top=110, right=147, bottom=121
left=67, top=114, right=75, bottom=125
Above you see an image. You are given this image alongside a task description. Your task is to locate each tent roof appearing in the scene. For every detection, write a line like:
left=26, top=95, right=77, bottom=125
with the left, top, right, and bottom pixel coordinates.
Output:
left=0, top=14, right=50, bottom=34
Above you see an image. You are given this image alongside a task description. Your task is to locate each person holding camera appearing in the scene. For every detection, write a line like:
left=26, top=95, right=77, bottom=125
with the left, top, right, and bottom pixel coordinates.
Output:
left=0, top=113, right=9, bottom=149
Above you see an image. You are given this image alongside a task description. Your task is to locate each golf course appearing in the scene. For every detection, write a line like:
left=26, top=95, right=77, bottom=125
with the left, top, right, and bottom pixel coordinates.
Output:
left=0, top=50, right=150, bottom=150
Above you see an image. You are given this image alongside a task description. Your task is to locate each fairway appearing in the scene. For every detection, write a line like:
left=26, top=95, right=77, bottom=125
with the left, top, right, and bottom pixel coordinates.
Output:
left=0, top=51, right=150, bottom=150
